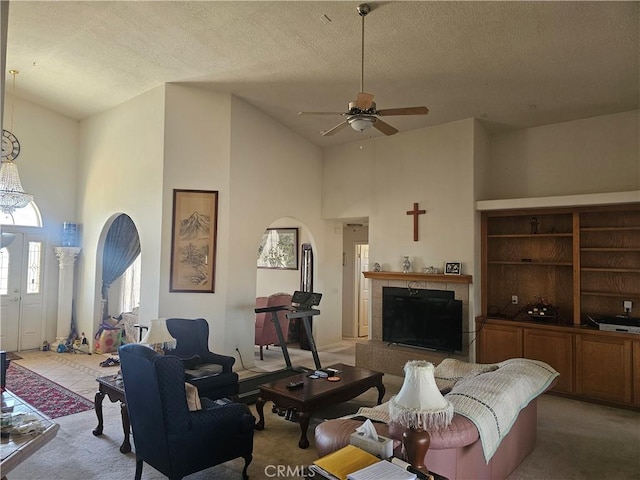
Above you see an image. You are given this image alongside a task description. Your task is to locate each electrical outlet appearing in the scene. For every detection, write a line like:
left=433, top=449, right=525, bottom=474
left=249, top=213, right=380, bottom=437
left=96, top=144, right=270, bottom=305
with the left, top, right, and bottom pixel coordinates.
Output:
left=511, top=295, right=518, bottom=305
left=623, top=300, right=632, bottom=313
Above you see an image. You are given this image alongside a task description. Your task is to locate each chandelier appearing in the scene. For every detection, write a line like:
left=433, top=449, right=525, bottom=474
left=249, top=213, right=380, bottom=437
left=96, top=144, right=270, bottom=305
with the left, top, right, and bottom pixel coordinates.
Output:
left=1, top=70, right=33, bottom=214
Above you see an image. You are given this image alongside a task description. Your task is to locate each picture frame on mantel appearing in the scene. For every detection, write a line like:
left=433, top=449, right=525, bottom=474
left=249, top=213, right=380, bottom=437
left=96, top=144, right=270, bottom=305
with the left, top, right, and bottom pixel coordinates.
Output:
left=444, top=261, right=461, bottom=275
left=257, top=228, right=299, bottom=270
left=170, top=189, right=218, bottom=293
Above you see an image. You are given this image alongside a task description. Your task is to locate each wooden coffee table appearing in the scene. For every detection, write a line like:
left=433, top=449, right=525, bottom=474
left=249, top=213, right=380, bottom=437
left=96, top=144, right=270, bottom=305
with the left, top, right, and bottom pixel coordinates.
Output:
left=255, top=363, right=385, bottom=449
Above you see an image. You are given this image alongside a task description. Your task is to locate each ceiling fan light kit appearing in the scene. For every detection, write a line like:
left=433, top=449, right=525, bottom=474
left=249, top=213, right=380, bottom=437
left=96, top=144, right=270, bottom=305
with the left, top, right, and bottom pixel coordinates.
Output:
left=299, top=3, right=429, bottom=137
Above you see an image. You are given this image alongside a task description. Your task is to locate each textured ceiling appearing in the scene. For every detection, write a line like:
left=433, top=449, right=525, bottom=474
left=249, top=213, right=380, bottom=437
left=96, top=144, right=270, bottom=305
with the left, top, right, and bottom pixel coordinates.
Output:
left=4, top=1, right=639, bottom=147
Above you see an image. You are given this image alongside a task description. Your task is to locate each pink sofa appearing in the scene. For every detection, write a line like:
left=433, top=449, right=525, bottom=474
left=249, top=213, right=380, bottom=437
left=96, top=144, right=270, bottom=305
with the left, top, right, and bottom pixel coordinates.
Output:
left=315, top=359, right=558, bottom=480
left=315, top=400, right=538, bottom=480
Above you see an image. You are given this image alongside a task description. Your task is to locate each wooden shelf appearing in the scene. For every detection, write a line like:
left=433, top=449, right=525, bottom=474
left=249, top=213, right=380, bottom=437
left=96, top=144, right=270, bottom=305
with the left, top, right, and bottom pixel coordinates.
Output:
left=581, top=226, right=640, bottom=232
left=362, top=271, right=472, bottom=284
left=581, top=267, right=640, bottom=273
left=581, top=247, right=640, bottom=252
left=581, top=291, right=640, bottom=298
left=489, top=261, right=572, bottom=266
left=488, top=233, right=572, bottom=238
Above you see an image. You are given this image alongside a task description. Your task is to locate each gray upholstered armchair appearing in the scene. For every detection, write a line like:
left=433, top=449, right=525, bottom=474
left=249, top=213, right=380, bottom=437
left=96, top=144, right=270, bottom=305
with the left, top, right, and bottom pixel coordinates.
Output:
left=119, top=343, right=255, bottom=480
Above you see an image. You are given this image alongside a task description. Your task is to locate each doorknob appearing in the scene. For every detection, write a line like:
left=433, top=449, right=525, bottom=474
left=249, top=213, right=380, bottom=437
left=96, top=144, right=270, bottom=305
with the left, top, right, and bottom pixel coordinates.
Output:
left=10, top=296, right=19, bottom=302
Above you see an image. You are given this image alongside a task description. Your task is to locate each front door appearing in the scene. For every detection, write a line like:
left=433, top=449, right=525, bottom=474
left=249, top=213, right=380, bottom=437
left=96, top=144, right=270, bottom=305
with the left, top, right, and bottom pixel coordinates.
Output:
left=0, top=232, right=46, bottom=351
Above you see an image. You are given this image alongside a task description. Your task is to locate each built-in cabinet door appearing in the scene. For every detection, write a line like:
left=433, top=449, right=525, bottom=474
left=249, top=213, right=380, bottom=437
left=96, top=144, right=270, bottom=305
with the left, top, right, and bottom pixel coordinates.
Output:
left=523, top=328, right=573, bottom=393
left=478, top=322, right=523, bottom=364
left=575, top=334, right=632, bottom=404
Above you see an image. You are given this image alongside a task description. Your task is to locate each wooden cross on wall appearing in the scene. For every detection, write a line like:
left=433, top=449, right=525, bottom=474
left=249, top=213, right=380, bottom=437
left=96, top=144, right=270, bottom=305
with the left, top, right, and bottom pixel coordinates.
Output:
left=406, top=202, right=426, bottom=241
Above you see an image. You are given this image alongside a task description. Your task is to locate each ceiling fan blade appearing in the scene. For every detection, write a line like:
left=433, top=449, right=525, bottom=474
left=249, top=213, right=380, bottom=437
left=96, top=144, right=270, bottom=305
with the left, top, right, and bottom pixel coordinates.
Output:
left=373, top=118, right=399, bottom=136
left=298, top=111, right=345, bottom=115
left=377, top=106, right=429, bottom=116
left=322, top=120, right=349, bottom=136
left=356, top=92, right=375, bottom=110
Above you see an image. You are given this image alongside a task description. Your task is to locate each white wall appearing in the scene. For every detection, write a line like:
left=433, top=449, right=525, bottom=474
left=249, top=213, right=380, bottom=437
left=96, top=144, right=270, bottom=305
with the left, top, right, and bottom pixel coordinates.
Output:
left=486, top=110, right=640, bottom=199
left=75, top=86, right=166, bottom=342
left=226, top=95, right=342, bottom=363
left=2, top=96, right=78, bottom=342
left=324, top=119, right=477, bottom=275
left=323, top=119, right=479, bottom=346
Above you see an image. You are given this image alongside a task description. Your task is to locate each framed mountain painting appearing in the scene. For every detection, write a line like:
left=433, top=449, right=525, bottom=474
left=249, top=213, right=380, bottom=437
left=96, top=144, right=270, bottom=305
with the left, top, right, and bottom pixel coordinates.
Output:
left=170, top=189, right=218, bottom=292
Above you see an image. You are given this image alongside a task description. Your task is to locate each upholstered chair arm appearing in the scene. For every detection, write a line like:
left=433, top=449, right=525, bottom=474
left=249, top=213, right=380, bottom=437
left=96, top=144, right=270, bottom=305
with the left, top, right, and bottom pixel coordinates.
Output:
left=200, top=352, right=235, bottom=372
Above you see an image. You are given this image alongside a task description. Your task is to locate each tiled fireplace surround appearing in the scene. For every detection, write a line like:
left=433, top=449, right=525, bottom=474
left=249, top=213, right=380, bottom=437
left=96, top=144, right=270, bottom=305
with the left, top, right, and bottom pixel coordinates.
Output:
left=355, top=272, right=471, bottom=376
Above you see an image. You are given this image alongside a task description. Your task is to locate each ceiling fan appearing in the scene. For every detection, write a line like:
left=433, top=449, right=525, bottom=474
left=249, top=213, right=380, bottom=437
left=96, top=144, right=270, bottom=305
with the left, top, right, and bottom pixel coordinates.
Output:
left=299, top=3, right=429, bottom=137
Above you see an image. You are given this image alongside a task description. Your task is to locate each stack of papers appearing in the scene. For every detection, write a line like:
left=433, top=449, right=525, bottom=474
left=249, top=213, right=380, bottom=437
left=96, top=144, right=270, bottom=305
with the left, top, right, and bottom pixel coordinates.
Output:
left=347, top=460, right=417, bottom=480
left=310, top=445, right=380, bottom=480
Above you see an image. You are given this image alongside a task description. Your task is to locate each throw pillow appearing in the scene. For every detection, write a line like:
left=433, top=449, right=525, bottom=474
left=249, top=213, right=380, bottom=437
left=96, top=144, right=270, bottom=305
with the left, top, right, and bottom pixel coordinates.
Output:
left=435, top=358, right=499, bottom=393
left=185, top=382, right=202, bottom=411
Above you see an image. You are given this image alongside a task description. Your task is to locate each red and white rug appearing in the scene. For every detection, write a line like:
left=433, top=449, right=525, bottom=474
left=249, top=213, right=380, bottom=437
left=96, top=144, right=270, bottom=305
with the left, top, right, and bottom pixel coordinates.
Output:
left=5, top=362, right=94, bottom=419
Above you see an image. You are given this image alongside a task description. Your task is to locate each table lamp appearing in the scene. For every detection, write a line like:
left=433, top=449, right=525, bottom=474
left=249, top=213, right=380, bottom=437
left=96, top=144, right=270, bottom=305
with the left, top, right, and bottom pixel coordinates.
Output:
left=389, top=360, right=453, bottom=475
left=141, top=318, right=176, bottom=353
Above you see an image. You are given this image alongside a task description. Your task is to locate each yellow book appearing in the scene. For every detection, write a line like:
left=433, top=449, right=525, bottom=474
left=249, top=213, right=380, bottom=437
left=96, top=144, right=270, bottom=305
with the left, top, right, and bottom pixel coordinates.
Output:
left=312, top=444, right=381, bottom=480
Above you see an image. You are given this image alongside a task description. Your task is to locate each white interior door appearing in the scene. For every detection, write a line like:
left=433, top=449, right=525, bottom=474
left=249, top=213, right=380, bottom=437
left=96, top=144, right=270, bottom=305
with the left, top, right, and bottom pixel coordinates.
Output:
left=356, top=244, right=370, bottom=337
left=0, top=232, right=45, bottom=351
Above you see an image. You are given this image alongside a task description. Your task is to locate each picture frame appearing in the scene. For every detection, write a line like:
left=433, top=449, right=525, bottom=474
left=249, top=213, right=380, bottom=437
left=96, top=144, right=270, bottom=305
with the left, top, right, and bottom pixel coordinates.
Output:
left=257, top=228, right=299, bottom=270
left=444, top=261, right=462, bottom=275
left=170, top=189, right=218, bottom=293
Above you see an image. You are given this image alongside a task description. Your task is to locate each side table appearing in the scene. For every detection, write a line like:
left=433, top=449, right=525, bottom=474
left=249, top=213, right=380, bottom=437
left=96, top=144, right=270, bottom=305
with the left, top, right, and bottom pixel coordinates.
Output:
left=92, top=375, right=131, bottom=454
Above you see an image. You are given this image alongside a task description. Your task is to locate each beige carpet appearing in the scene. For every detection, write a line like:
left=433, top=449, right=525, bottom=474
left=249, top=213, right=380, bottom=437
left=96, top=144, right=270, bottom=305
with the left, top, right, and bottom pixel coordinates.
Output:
left=8, top=344, right=640, bottom=480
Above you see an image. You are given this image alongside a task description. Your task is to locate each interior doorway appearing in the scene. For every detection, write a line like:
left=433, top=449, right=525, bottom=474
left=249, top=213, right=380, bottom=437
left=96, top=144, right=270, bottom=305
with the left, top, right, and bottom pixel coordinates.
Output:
left=354, top=243, right=369, bottom=337
left=0, top=231, right=46, bottom=351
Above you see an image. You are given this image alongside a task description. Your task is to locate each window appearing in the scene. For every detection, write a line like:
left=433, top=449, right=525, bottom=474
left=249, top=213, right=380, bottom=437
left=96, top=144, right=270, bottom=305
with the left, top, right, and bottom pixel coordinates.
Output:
left=0, top=202, right=42, bottom=227
left=26, top=241, right=41, bottom=294
left=0, top=248, right=8, bottom=295
left=121, top=253, right=141, bottom=313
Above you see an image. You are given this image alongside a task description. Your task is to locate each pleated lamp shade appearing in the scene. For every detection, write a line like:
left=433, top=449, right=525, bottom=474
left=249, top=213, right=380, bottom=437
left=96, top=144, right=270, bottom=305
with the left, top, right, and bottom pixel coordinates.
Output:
left=141, top=318, right=176, bottom=351
left=389, top=360, right=453, bottom=431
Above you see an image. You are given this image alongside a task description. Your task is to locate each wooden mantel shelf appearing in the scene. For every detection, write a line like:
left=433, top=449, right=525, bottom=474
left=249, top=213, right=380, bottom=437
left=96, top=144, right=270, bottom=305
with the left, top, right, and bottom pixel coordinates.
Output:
left=363, top=271, right=472, bottom=284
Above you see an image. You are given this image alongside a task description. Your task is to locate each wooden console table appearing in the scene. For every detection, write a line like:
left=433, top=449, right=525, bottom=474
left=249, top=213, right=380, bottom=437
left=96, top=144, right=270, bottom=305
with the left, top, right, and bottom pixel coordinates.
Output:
left=92, top=375, right=131, bottom=453
left=1, top=390, right=59, bottom=479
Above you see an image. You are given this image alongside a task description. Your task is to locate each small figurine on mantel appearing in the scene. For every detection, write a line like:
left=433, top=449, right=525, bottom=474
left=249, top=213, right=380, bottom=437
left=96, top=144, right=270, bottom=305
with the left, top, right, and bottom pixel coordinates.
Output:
left=402, top=256, right=411, bottom=273
left=530, top=216, right=539, bottom=234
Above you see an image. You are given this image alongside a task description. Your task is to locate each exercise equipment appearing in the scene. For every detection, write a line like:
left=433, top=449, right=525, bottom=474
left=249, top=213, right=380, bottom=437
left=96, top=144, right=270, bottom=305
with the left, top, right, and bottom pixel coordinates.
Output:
left=237, top=291, right=322, bottom=403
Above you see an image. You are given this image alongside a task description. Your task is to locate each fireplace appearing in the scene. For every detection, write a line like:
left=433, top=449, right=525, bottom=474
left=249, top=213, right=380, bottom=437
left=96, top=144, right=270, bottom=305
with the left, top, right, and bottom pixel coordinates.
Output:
left=356, top=272, right=471, bottom=376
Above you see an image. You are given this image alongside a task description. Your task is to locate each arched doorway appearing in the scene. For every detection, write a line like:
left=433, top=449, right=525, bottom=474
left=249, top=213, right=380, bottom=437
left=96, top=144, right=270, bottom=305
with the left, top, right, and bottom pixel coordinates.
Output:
left=96, top=214, right=141, bottom=345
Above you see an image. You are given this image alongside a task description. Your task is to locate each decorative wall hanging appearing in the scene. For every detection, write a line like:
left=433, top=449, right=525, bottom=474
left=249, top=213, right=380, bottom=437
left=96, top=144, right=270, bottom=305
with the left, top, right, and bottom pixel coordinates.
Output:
left=170, top=189, right=218, bottom=292
left=257, top=228, right=298, bottom=270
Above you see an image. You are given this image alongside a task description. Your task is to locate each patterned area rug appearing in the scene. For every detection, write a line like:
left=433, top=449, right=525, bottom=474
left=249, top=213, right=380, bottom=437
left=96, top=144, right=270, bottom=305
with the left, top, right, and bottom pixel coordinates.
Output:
left=5, top=363, right=94, bottom=418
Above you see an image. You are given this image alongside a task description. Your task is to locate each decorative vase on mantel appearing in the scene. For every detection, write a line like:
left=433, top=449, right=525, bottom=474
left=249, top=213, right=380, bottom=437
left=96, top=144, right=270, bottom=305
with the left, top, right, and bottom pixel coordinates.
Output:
left=402, top=256, right=411, bottom=273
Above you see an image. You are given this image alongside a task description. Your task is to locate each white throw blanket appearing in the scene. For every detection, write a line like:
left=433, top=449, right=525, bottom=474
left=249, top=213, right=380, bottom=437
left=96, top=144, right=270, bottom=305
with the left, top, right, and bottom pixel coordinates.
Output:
left=352, top=358, right=558, bottom=464
left=447, top=358, right=558, bottom=462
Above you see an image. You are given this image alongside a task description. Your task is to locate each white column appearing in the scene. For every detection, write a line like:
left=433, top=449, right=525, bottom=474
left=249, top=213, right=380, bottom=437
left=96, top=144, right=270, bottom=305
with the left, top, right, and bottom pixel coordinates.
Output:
left=54, top=247, right=82, bottom=346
